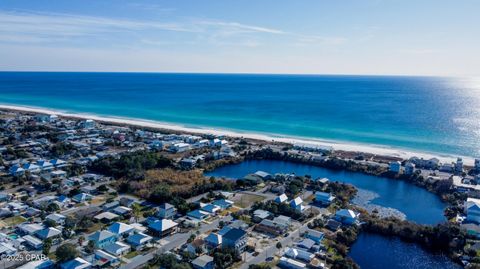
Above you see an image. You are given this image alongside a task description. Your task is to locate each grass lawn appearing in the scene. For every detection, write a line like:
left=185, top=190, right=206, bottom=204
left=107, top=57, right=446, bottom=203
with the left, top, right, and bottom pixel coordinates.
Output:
left=85, top=222, right=105, bottom=233
left=233, top=193, right=265, bottom=208
left=91, top=196, right=106, bottom=205
left=3, top=215, right=27, bottom=227
left=124, top=250, right=139, bottom=259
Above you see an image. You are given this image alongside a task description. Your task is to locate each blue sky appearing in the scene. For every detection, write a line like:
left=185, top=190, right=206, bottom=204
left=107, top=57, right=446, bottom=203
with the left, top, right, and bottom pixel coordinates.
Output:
left=0, top=0, right=479, bottom=76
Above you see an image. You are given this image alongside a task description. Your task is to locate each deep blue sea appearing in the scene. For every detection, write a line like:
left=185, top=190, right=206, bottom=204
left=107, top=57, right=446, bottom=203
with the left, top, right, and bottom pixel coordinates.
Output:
left=0, top=72, right=479, bottom=157
left=205, top=160, right=446, bottom=224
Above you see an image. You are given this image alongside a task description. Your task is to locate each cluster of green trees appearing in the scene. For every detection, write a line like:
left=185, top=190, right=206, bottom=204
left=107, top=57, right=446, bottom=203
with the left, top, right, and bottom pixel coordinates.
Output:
left=90, top=150, right=172, bottom=179
left=50, top=142, right=75, bottom=157
left=150, top=253, right=192, bottom=269
left=212, top=247, right=241, bottom=268
left=361, top=214, right=466, bottom=258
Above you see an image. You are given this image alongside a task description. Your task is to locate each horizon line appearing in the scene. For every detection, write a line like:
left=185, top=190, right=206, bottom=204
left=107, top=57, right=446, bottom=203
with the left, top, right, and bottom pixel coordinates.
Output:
left=0, top=70, right=464, bottom=79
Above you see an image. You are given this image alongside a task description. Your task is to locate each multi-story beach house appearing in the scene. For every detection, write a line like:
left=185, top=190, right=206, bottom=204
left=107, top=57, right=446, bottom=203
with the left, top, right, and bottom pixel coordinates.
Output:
left=157, top=203, right=177, bottom=219
left=465, top=198, right=480, bottom=224
left=315, top=191, right=335, bottom=205
left=222, top=228, right=247, bottom=252
left=389, top=161, right=401, bottom=174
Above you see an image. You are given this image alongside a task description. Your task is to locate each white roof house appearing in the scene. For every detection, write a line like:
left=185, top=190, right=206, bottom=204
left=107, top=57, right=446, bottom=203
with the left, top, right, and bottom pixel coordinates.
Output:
left=108, top=222, right=134, bottom=236
left=275, top=193, right=288, bottom=204
left=290, top=197, right=305, bottom=212
left=126, top=232, right=153, bottom=248
left=36, top=227, right=62, bottom=239
left=205, top=232, right=222, bottom=247
left=18, top=223, right=45, bottom=235
left=103, top=241, right=131, bottom=256
left=60, top=257, right=91, bottom=269
left=46, top=213, right=67, bottom=225
left=334, top=209, right=360, bottom=225
left=465, top=198, right=480, bottom=224
left=284, top=247, right=315, bottom=262
left=148, top=219, right=178, bottom=233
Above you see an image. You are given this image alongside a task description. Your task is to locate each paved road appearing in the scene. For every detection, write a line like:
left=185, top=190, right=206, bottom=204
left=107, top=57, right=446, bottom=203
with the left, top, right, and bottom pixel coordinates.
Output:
left=119, top=215, right=233, bottom=269
left=239, top=212, right=318, bottom=269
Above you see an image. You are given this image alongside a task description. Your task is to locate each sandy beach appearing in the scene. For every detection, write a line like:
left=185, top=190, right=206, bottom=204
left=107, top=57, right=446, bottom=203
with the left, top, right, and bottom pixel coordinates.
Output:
left=0, top=104, right=474, bottom=165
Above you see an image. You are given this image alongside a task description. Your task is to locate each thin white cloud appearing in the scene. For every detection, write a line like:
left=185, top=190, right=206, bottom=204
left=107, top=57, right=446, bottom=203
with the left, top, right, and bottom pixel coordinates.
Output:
left=0, top=10, right=347, bottom=50
left=197, top=20, right=285, bottom=35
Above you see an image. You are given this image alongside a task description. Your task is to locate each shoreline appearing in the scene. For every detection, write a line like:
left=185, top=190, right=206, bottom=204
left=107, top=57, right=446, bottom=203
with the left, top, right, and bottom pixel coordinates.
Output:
left=0, top=104, right=474, bottom=165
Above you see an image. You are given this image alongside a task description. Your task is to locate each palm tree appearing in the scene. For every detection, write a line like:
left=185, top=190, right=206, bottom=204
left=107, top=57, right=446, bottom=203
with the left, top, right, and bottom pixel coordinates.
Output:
left=132, top=203, right=142, bottom=223
left=78, top=235, right=85, bottom=246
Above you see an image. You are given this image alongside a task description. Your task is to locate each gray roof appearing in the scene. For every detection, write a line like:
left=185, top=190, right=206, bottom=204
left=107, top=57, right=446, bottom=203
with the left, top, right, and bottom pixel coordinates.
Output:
left=89, top=230, right=115, bottom=242
left=192, top=255, right=214, bottom=267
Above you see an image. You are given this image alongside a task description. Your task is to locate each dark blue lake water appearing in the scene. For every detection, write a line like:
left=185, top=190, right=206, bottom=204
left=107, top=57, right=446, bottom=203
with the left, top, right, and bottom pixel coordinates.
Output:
left=349, top=233, right=461, bottom=269
left=205, top=159, right=446, bottom=225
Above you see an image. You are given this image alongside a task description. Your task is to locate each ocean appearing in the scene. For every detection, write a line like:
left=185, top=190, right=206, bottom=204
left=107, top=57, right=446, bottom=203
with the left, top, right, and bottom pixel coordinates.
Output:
left=0, top=72, right=479, bottom=157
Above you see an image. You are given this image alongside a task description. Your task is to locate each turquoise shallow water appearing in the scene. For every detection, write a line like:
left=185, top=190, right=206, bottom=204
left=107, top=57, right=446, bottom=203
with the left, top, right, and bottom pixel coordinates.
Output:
left=1, top=72, right=479, bottom=157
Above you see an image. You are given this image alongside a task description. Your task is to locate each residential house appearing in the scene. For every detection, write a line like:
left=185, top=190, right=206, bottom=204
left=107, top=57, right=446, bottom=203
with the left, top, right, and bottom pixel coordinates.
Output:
left=148, top=219, right=178, bottom=237
left=465, top=198, right=480, bottom=224
left=45, top=213, right=67, bottom=225
left=212, top=199, right=234, bottom=210
left=254, top=171, right=272, bottom=180
left=103, top=241, right=131, bottom=256
left=222, top=228, right=247, bottom=252
left=18, top=258, right=55, bottom=269
left=9, top=165, right=24, bottom=176
left=252, top=209, right=272, bottom=223
left=290, top=197, right=305, bottom=212
left=297, top=238, right=315, bottom=250
left=126, top=232, right=152, bottom=250
left=22, top=235, right=43, bottom=249
left=60, top=257, right=91, bottom=269
left=18, top=223, right=45, bottom=235
left=72, top=193, right=92, bottom=203
left=94, top=212, right=120, bottom=223
left=93, top=250, right=119, bottom=267
left=187, top=209, right=210, bottom=220
left=185, top=238, right=206, bottom=255
left=334, top=209, right=360, bottom=225
left=278, top=257, right=307, bottom=269
left=157, top=203, right=177, bottom=219
left=88, top=230, right=117, bottom=248
left=404, top=162, right=416, bottom=175
left=192, top=255, right=215, bottom=269
left=108, top=222, right=134, bottom=237
left=205, top=233, right=222, bottom=249
left=33, top=195, right=57, bottom=208
left=314, top=191, right=335, bottom=205
left=275, top=193, right=288, bottom=204
left=112, top=206, right=132, bottom=216
left=389, top=161, right=401, bottom=174
left=200, top=204, right=221, bottom=215
left=284, top=247, right=315, bottom=262
left=305, top=229, right=325, bottom=243
left=37, top=160, right=54, bottom=171
left=23, top=163, right=41, bottom=173
left=35, top=227, right=62, bottom=240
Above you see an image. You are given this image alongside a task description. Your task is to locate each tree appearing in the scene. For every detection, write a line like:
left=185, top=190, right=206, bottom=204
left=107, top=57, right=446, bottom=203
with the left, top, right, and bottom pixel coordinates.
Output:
left=55, top=243, right=79, bottom=262
left=46, top=202, right=60, bottom=213
left=132, top=203, right=142, bottom=223
left=85, top=240, right=96, bottom=254
left=78, top=235, right=85, bottom=246
left=43, top=238, right=52, bottom=255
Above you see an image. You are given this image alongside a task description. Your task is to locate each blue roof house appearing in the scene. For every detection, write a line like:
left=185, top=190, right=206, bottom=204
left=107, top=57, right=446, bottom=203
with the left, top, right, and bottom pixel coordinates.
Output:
left=88, top=230, right=116, bottom=248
